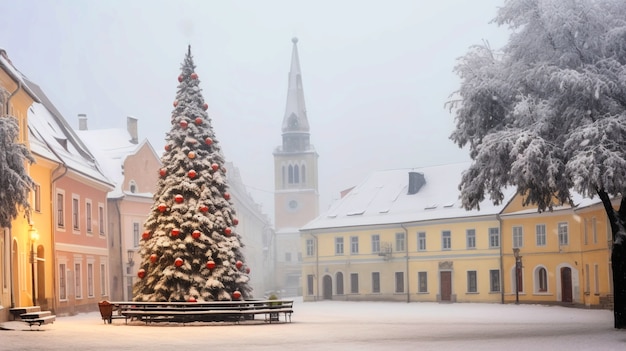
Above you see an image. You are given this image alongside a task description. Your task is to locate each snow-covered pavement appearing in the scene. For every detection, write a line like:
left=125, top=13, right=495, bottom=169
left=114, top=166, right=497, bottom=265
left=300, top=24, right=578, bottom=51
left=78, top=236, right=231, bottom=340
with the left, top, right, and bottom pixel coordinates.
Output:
left=1, top=299, right=624, bottom=351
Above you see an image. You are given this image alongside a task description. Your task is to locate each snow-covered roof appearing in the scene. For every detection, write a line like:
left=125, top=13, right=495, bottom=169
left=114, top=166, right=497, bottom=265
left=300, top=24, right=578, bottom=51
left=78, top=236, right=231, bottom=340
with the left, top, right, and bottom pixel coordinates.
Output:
left=76, top=128, right=158, bottom=198
left=0, top=49, right=40, bottom=102
left=26, top=82, right=113, bottom=189
left=301, top=162, right=517, bottom=231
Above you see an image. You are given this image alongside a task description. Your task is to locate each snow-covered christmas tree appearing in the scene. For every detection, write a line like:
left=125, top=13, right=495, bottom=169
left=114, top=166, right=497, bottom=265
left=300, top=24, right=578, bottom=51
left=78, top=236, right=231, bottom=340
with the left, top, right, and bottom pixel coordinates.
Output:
left=133, top=46, right=251, bottom=302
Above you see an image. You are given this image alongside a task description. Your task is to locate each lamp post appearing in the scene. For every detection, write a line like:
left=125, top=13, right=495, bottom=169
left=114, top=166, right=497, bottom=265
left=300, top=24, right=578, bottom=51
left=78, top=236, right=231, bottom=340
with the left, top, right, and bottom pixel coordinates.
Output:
left=29, top=224, right=39, bottom=306
left=513, top=248, right=522, bottom=305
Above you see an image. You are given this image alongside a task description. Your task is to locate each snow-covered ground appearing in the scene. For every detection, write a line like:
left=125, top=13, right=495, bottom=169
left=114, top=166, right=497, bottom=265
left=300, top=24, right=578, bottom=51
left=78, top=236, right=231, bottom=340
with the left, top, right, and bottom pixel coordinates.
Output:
left=1, top=298, right=624, bottom=351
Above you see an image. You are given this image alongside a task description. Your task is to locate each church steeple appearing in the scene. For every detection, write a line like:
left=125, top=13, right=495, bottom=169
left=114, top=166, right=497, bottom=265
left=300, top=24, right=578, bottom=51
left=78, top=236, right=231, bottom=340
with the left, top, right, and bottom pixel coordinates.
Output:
left=281, top=37, right=310, bottom=152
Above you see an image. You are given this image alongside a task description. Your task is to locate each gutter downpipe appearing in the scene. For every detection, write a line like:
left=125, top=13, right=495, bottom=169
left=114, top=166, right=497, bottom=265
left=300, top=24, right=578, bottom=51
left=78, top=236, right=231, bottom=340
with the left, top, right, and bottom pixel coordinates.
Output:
left=6, top=80, right=21, bottom=309
left=401, top=223, right=410, bottom=303
left=497, top=214, right=504, bottom=304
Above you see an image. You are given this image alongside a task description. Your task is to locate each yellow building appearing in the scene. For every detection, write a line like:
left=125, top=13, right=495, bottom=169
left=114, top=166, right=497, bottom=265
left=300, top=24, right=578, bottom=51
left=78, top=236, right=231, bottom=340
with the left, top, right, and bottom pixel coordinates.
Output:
left=0, top=49, right=48, bottom=321
left=301, top=163, right=516, bottom=303
left=501, top=193, right=614, bottom=307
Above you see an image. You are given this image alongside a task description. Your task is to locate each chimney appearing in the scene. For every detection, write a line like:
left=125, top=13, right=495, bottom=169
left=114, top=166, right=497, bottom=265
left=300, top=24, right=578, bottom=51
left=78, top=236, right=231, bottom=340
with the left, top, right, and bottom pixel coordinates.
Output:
left=78, top=114, right=88, bottom=130
left=127, top=116, right=138, bottom=144
left=408, top=172, right=425, bottom=195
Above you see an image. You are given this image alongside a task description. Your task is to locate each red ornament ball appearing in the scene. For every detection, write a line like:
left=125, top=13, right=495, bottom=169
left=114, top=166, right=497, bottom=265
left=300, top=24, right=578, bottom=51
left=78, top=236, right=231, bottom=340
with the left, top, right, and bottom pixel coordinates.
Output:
left=188, top=169, right=197, bottom=179
left=178, top=75, right=183, bottom=82
left=233, top=291, right=242, bottom=300
left=211, top=163, right=219, bottom=171
left=246, top=267, right=251, bottom=274
left=164, top=144, right=171, bottom=151
left=203, top=103, right=208, bottom=110
left=191, top=72, right=198, bottom=79
left=188, top=297, right=197, bottom=302
left=206, top=261, right=216, bottom=270
left=233, top=218, right=239, bottom=226
left=205, top=137, right=213, bottom=145
left=173, top=100, right=178, bottom=107
left=158, top=203, right=167, bottom=212
left=175, top=194, right=184, bottom=203
left=171, top=228, right=181, bottom=237
left=188, top=151, right=196, bottom=159
left=224, top=227, right=232, bottom=236
left=142, top=231, right=151, bottom=240
left=195, top=117, right=202, bottom=125
left=137, top=269, right=146, bottom=279
left=180, top=120, right=188, bottom=129
left=223, top=192, right=231, bottom=200
left=150, top=254, right=158, bottom=263
left=159, top=168, right=167, bottom=177
left=199, top=205, right=209, bottom=213
left=192, top=230, right=201, bottom=239
left=175, top=258, right=184, bottom=267
left=236, top=260, right=243, bottom=269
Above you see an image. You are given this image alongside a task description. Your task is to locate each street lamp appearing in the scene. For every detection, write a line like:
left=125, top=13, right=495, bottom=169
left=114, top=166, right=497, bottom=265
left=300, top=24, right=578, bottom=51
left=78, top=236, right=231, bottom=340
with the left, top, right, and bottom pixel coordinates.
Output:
left=29, top=224, right=39, bottom=306
left=513, top=248, right=522, bottom=305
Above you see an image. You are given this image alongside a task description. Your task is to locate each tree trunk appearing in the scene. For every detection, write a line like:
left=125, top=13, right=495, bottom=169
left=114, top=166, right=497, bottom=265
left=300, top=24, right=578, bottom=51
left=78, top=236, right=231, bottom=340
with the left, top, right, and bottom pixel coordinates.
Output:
left=597, top=190, right=626, bottom=329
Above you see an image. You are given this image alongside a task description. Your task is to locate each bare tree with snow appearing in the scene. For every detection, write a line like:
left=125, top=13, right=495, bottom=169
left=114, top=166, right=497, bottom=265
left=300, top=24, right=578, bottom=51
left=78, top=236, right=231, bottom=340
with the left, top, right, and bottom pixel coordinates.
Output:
left=0, top=114, right=34, bottom=228
left=448, top=0, right=626, bottom=329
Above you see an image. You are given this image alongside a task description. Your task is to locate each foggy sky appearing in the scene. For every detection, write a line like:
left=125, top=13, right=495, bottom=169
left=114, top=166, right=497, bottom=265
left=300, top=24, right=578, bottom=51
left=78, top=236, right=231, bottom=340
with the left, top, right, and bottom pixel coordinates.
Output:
left=0, top=0, right=510, bottom=221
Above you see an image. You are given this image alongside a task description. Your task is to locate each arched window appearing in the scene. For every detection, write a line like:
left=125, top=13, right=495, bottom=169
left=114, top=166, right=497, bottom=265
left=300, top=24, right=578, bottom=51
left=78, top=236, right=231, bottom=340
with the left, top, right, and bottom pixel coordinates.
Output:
left=336, top=272, right=344, bottom=295
left=282, top=165, right=286, bottom=187
left=294, top=164, right=299, bottom=183
left=129, top=180, right=137, bottom=193
left=288, top=164, right=294, bottom=184
left=537, top=267, right=548, bottom=292
left=301, top=164, right=306, bottom=183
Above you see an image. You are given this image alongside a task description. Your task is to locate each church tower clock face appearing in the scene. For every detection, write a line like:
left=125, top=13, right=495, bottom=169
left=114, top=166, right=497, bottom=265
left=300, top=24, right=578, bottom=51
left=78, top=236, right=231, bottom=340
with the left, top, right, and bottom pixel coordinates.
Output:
left=287, top=199, right=299, bottom=212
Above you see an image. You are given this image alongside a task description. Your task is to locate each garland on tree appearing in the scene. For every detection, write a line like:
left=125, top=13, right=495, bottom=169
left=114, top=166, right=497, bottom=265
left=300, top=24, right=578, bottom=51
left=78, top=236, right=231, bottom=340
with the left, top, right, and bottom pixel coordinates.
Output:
left=132, top=45, right=252, bottom=302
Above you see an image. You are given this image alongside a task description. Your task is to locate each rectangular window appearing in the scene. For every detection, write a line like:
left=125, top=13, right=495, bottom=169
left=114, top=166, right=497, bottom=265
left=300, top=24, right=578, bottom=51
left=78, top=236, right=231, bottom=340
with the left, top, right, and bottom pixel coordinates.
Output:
left=98, top=205, right=105, bottom=235
left=335, top=237, right=344, bottom=255
left=418, top=272, right=428, bottom=293
left=59, top=264, right=67, bottom=300
left=371, top=234, right=380, bottom=253
left=418, top=232, right=426, bottom=251
left=466, top=229, right=476, bottom=249
left=489, top=228, right=500, bottom=248
left=72, top=197, right=80, bottom=230
left=395, top=232, right=405, bottom=252
left=372, top=272, right=380, bottom=293
left=395, top=272, right=404, bottom=293
left=306, top=239, right=314, bottom=256
left=75, top=263, right=82, bottom=299
left=558, top=222, right=569, bottom=246
left=594, top=264, right=599, bottom=294
left=133, top=222, right=140, bottom=247
left=57, top=193, right=65, bottom=227
left=86, top=202, right=92, bottom=233
left=100, top=263, right=107, bottom=296
left=285, top=252, right=291, bottom=262
left=442, top=230, right=451, bottom=250
left=34, top=184, right=41, bottom=212
left=489, top=269, right=501, bottom=292
left=536, top=224, right=546, bottom=246
left=592, top=217, right=598, bottom=244
left=307, top=274, right=314, bottom=295
left=513, top=226, right=523, bottom=248
left=583, top=218, right=588, bottom=245
left=350, top=236, right=359, bottom=254
left=350, top=273, right=359, bottom=294
left=467, top=270, right=477, bottom=293
left=88, top=263, right=94, bottom=297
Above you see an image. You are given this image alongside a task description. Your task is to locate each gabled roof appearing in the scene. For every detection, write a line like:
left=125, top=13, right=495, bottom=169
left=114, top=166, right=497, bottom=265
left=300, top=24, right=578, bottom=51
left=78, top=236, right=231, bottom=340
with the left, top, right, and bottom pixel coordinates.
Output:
left=76, top=128, right=161, bottom=198
left=25, top=82, right=113, bottom=190
left=301, top=162, right=517, bottom=231
left=0, top=49, right=40, bottom=102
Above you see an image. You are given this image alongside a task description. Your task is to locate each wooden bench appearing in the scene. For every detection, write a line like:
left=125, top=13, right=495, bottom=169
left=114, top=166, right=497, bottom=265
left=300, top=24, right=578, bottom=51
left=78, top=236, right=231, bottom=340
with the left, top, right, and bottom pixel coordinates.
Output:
left=99, top=300, right=294, bottom=324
